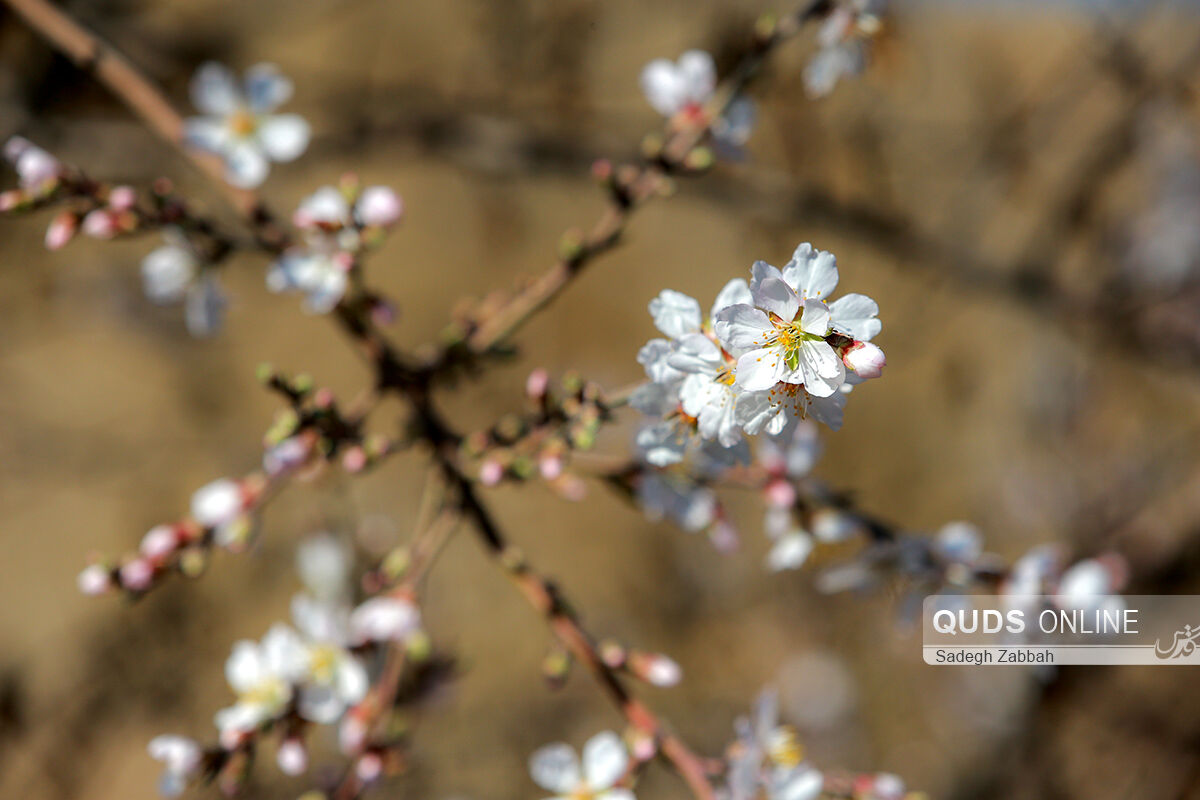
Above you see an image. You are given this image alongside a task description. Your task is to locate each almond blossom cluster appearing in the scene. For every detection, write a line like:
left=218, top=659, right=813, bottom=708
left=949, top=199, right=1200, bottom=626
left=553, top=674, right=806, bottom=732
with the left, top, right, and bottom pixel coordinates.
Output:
left=634, top=243, right=883, bottom=469
left=268, top=179, right=403, bottom=313
left=148, top=534, right=425, bottom=795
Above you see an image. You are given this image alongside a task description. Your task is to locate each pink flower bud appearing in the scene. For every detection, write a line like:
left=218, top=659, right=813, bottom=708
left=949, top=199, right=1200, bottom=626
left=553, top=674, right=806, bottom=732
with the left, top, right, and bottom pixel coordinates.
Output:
left=708, top=519, right=740, bottom=553
left=539, top=453, right=564, bottom=481
left=479, top=459, right=504, bottom=486
left=631, top=652, right=682, bottom=687
left=140, top=524, right=179, bottom=562
left=764, top=478, right=796, bottom=508
left=191, top=479, right=244, bottom=527
left=525, top=368, right=550, bottom=400
left=119, top=558, right=155, bottom=591
left=0, top=190, right=22, bottom=211
left=276, top=738, right=309, bottom=776
left=340, top=446, right=366, bottom=473
left=339, top=713, right=367, bottom=755
left=842, top=341, right=885, bottom=379
left=350, top=596, right=420, bottom=644
left=16, top=147, right=59, bottom=187
left=82, top=209, right=117, bottom=239
left=355, top=752, right=383, bottom=783
left=357, top=186, right=403, bottom=227
left=108, top=185, right=137, bottom=211
left=44, top=212, right=76, bottom=250
left=77, top=564, right=112, bottom=595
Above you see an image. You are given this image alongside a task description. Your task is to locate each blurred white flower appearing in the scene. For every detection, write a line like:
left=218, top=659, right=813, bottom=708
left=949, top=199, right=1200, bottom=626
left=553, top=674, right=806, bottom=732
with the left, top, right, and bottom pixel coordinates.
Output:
left=725, top=690, right=823, bottom=800
left=266, top=246, right=350, bottom=313
left=290, top=593, right=369, bottom=724
left=3, top=136, right=59, bottom=189
left=529, top=731, right=633, bottom=800
left=640, top=50, right=715, bottom=118
left=148, top=735, right=202, bottom=797
left=191, top=478, right=245, bottom=544
left=296, top=532, right=353, bottom=604
left=141, top=232, right=227, bottom=337
left=215, top=625, right=308, bottom=737
left=184, top=62, right=310, bottom=188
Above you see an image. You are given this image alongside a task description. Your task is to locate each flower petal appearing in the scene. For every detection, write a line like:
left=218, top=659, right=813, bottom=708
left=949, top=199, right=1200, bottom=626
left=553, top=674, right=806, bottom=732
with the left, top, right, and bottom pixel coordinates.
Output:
left=678, top=50, right=716, bottom=104
left=796, top=340, right=844, bottom=397
left=244, top=63, right=293, bottom=113
left=225, top=640, right=264, bottom=693
left=583, top=731, right=628, bottom=790
left=754, top=277, right=801, bottom=321
left=530, top=743, right=581, bottom=793
left=767, top=532, right=814, bottom=571
left=735, top=348, right=786, bottom=391
left=798, top=298, right=831, bottom=336
left=141, top=245, right=195, bottom=304
left=184, top=275, right=226, bottom=338
left=256, top=114, right=311, bottom=163
left=782, top=243, right=839, bottom=299
left=223, top=141, right=269, bottom=188
left=710, top=278, right=752, bottom=320
left=649, top=289, right=702, bottom=338
left=640, top=59, right=686, bottom=116
left=190, top=62, right=240, bottom=115
left=714, top=304, right=773, bottom=352
left=668, top=333, right=722, bottom=374
left=183, top=116, right=232, bottom=154
left=749, top=260, right=784, bottom=296
left=828, top=292, right=881, bottom=341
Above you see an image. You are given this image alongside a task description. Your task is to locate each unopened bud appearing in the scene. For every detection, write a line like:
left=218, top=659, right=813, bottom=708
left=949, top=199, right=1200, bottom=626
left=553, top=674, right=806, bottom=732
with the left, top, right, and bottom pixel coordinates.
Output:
left=342, top=446, right=368, bottom=473
left=526, top=368, right=550, bottom=400
left=539, top=453, right=564, bottom=481
left=629, top=651, right=682, bottom=687
left=355, top=753, right=383, bottom=783
left=108, top=185, right=137, bottom=211
left=357, top=186, right=403, bottom=227
left=119, top=558, right=155, bottom=591
left=140, top=524, right=179, bottom=562
left=764, top=478, right=796, bottom=509
left=77, top=564, right=112, bottom=595
left=44, top=212, right=76, bottom=250
left=276, top=738, right=309, bottom=776
left=82, top=209, right=117, bottom=239
left=842, top=341, right=885, bottom=379
left=479, top=459, right=504, bottom=486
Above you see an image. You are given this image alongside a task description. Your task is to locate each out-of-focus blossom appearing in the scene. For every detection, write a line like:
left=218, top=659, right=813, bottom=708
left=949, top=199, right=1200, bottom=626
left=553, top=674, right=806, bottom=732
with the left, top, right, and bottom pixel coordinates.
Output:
left=349, top=595, right=421, bottom=645
left=724, top=690, right=823, bottom=800
left=214, top=625, right=308, bottom=739
left=4, top=136, right=60, bottom=189
left=804, top=1, right=887, bottom=98
left=185, top=62, right=310, bottom=188
left=141, top=231, right=227, bottom=337
left=148, top=735, right=202, bottom=797
left=640, top=50, right=757, bottom=151
left=529, top=731, right=634, bottom=800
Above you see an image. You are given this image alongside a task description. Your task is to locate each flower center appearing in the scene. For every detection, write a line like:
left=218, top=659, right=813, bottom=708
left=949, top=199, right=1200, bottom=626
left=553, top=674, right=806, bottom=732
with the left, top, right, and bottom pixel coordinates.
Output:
left=309, top=644, right=340, bottom=683
left=240, top=677, right=288, bottom=711
left=228, top=109, right=259, bottom=137
left=766, top=725, right=804, bottom=769
left=768, top=321, right=825, bottom=371
left=714, top=365, right=737, bottom=386
left=570, top=787, right=596, bottom=800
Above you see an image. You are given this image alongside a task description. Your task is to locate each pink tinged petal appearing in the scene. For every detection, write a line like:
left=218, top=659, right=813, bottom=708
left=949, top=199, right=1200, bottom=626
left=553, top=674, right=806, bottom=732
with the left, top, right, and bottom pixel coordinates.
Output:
left=223, top=141, right=269, bottom=188
left=190, top=62, right=241, bottom=115
left=715, top=304, right=773, bottom=352
left=735, top=349, right=786, bottom=391
left=783, top=242, right=839, bottom=299
left=828, top=292, right=881, bottom=340
left=648, top=289, right=702, bottom=338
left=798, top=298, right=831, bottom=336
left=640, top=59, right=686, bottom=116
left=243, top=63, right=293, bottom=113
left=582, top=731, right=628, bottom=791
left=710, top=278, right=751, bottom=319
left=677, top=49, right=716, bottom=104
left=842, top=341, right=885, bottom=379
left=749, top=260, right=784, bottom=295
left=530, top=743, right=582, bottom=793
left=755, top=277, right=801, bottom=321
left=256, top=114, right=310, bottom=162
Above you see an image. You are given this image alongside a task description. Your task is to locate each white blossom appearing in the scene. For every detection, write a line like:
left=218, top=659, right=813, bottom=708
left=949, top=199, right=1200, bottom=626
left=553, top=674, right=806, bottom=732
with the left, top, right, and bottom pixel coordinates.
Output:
left=148, top=735, right=202, bottom=797
left=640, top=50, right=715, bottom=118
left=350, top=595, right=421, bottom=645
left=141, top=232, right=227, bottom=337
left=214, top=624, right=309, bottom=738
left=725, top=690, right=823, bottom=800
left=290, top=593, right=369, bottom=724
left=530, top=731, right=633, bottom=800
left=266, top=246, right=350, bottom=313
left=184, top=63, right=310, bottom=188
left=4, top=136, right=59, bottom=189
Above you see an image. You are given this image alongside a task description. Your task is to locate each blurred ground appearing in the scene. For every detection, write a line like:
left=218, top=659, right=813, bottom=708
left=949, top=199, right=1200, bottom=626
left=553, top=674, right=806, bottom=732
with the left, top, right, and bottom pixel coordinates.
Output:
left=2, top=1, right=1200, bottom=799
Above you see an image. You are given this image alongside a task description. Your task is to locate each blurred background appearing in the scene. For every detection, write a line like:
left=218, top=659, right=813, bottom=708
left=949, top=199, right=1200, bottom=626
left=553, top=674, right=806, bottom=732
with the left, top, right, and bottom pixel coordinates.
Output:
left=3, top=0, right=1200, bottom=798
